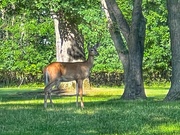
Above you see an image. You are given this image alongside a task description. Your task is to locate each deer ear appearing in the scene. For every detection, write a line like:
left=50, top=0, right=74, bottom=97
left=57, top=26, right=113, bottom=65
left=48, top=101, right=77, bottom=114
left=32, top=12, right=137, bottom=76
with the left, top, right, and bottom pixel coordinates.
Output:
left=94, top=42, right=100, bottom=48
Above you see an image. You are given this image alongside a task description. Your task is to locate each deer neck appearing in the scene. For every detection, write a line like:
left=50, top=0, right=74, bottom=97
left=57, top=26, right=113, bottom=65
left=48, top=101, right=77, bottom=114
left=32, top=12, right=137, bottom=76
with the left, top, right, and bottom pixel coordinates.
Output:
left=86, top=55, right=95, bottom=68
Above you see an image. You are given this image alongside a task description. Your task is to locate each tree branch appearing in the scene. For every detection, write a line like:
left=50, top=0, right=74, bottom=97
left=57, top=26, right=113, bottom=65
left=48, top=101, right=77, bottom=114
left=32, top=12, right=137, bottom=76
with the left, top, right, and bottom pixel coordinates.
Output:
left=131, top=0, right=143, bottom=34
left=105, top=0, right=130, bottom=42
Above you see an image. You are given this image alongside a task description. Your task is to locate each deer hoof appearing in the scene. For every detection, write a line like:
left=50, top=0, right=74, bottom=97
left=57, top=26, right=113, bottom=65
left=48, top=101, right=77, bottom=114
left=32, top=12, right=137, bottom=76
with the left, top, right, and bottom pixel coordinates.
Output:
left=81, top=102, right=84, bottom=109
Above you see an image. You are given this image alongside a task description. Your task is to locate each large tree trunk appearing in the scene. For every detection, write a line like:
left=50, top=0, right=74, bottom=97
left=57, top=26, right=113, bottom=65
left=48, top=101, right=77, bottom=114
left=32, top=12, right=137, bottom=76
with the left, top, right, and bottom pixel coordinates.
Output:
left=165, top=0, right=180, bottom=101
left=51, top=11, right=85, bottom=62
left=122, top=0, right=146, bottom=99
left=101, top=0, right=146, bottom=99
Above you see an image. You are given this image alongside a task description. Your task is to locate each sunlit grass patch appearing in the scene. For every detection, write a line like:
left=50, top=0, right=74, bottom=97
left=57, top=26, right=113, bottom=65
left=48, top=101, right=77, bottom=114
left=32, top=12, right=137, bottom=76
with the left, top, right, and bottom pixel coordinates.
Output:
left=145, top=87, right=168, bottom=100
left=0, top=86, right=180, bottom=135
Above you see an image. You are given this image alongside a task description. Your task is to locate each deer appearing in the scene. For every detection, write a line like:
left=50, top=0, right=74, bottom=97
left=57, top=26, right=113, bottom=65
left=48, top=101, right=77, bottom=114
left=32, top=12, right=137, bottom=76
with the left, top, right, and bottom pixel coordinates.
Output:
left=43, top=43, right=99, bottom=108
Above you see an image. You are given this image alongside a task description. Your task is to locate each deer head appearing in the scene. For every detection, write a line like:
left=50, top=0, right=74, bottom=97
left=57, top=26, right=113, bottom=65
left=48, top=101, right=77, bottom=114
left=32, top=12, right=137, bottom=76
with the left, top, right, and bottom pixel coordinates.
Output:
left=88, top=43, right=100, bottom=56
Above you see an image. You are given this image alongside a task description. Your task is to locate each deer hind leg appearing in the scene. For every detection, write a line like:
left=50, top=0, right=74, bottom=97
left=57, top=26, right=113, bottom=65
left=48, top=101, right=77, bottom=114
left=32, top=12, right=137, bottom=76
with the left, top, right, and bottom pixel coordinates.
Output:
left=44, top=92, right=48, bottom=108
left=44, top=91, right=53, bottom=108
left=48, top=92, right=54, bottom=107
left=44, top=80, right=56, bottom=108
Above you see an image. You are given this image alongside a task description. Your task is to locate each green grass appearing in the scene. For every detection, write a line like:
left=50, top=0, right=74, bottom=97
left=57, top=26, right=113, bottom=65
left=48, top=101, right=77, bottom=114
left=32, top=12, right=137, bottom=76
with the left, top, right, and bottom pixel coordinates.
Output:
left=0, top=87, right=180, bottom=135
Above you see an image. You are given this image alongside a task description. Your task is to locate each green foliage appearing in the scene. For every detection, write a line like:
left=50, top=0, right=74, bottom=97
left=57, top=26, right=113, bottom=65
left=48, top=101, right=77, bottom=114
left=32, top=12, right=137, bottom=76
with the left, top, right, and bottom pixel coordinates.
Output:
left=78, top=2, right=123, bottom=73
left=143, top=0, right=171, bottom=83
left=93, top=41, right=123, bottom=73
left=0, top=0, right=171, bottom=86
left=0, top=0, right=55, bottom=74
left=116, top=0, right=133, bottom=24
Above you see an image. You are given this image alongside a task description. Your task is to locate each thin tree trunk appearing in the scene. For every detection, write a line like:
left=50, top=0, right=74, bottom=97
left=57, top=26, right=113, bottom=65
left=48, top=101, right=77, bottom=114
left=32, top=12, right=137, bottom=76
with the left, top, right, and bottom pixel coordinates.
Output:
left=165, top=0, right=180, bottom=101
left=101, top=0, right=129, bottom=87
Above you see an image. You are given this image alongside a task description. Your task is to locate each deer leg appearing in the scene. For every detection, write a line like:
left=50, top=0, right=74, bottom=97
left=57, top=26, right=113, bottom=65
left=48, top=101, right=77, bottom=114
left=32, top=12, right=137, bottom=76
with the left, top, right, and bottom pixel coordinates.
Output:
left=48, top=92, right=54, bottom=107
left=44, top=80, right=57, bottom=108
left=44, top=92, right=48, bottom=108
left=76, top=81, right=79, bottom=107
left=78, top=80, right=84, bottom=108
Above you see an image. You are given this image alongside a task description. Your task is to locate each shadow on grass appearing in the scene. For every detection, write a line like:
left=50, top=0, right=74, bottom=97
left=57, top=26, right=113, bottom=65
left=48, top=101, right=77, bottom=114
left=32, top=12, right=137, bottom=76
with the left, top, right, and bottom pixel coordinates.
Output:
left=0, top=88, right=121, bottom=103
left=1, top=98, right=180, bottom=135
left=1, top=88, right=180, bottom=135
left=0, top=88, right=69, bottom=102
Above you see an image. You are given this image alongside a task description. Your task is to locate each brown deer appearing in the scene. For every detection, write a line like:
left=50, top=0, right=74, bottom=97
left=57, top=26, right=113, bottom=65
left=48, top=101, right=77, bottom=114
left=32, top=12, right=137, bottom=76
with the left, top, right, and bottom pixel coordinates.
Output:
left=43, top=43, right=99, bottom=108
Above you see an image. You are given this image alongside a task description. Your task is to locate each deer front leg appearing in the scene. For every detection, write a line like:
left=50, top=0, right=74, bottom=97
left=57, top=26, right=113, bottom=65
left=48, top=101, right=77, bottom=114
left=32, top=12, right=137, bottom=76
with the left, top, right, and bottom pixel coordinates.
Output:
left=76, top=81, right=79, bottom=107
left=77, top=80, right=84, bottom=108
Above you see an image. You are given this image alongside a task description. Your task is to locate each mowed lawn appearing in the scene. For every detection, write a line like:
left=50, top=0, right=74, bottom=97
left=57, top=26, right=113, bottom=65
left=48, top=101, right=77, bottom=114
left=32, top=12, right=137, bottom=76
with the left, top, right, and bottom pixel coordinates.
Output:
left=0, top=86, right=180, bottom=135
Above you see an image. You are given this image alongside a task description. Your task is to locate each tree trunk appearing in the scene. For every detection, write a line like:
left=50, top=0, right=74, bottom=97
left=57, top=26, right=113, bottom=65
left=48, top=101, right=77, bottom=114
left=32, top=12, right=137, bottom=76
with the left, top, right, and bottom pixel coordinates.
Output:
left=52, top=13, right=62, bottom=62
left=165, top=0, right=180, bottom=101
left=51, top=11, right=85, bottom=62
left=101, top=0, right=146, bottom=99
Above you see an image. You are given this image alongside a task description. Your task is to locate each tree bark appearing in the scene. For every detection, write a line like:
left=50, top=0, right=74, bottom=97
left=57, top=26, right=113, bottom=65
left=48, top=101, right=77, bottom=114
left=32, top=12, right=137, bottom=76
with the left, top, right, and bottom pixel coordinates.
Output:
left=52, top=13, right=62, bottom=62
left=165, top=0, right=180, bottom=101
left=51, top=11, right=85, bottom=62
left=101, top=0, right=146, bottom=99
